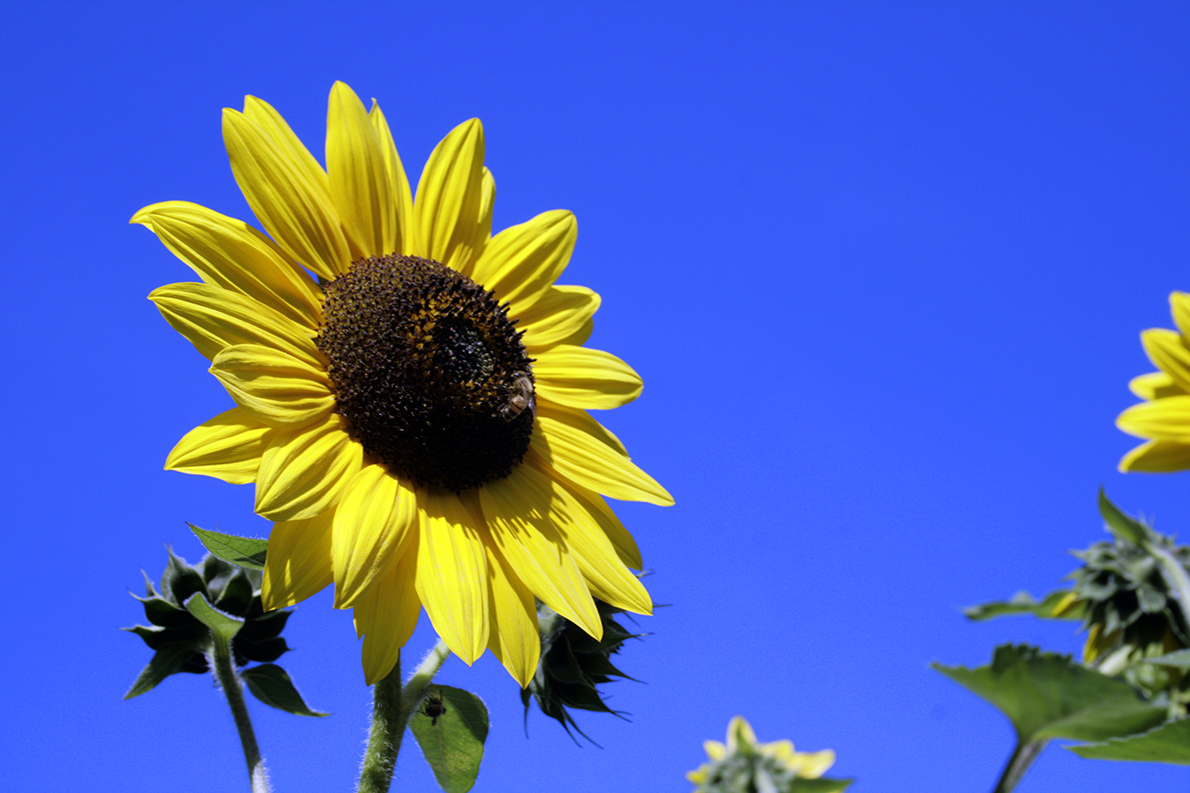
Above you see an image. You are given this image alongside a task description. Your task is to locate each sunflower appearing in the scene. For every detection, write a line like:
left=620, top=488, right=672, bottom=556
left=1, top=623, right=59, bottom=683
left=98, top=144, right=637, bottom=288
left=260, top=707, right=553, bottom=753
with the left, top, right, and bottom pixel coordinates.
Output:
left=1117, top=292, right=1190, bottom=473
left=134, top=82, right=671, bottom=686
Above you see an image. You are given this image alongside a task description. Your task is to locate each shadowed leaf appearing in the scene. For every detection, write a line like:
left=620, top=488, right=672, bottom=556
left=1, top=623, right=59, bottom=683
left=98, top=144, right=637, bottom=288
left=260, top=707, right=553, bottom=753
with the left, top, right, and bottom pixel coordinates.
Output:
left=410, top=686, right=489, bottom=793
left=241, top=663, right=327, bottom=716
left=1069, top=718, right=1190, bottom=764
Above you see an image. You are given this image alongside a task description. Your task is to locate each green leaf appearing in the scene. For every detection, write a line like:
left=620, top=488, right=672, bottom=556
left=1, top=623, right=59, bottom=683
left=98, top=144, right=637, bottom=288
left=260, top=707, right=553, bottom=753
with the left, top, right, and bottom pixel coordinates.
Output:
left=963, top=589, right=1081, bottom=621
left=1140, top=649, right=1190, bottom=670
left=1099, top=489, right=1148, bottom=546
left=787, top=778, right=854, bottom=792
left=189, top=524, right=269, bottom=571
left=241, top=664, right=328, bottom=717
left=184, top=592, right=243, bottom=644
left=1069, top=718, right=1190, bottom=764
left=933, top=644, right=1165, bottom=742
left=124, top=643, right=198, bottom=699
left=410, top=685, right=489, bottom=793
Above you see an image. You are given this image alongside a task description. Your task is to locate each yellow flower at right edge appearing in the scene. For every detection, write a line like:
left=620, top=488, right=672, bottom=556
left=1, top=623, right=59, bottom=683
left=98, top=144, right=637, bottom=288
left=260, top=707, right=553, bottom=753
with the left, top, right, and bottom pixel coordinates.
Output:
left=687, top=716, right=837, bottom=793
left=1117, top=292, right=1190, bottom=472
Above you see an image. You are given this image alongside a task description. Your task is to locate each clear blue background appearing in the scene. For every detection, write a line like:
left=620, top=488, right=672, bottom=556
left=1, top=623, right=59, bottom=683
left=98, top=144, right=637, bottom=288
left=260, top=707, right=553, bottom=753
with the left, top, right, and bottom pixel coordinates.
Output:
left=3, top=2, right=1188, bottom=791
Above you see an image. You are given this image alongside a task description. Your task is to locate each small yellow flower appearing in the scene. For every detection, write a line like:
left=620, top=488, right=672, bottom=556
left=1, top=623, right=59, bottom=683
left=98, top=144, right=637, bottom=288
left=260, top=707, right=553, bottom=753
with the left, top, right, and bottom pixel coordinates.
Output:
left=1117, top=292, right=1190, bottom=472
left=135, top=82, right=671, bottom=686
left=687, top=716, right=836, bottom=792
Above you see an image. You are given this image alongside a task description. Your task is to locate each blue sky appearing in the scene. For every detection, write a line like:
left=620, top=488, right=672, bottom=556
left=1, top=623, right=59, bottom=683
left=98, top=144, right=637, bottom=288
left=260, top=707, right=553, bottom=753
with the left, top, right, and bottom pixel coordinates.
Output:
left=3, top=2, right=1189, bottom=791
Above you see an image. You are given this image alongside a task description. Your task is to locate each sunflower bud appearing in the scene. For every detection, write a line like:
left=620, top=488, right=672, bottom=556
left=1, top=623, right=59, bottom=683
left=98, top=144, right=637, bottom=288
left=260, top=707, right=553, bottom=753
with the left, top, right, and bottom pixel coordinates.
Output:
left=686, top=716, right=847, bottom=793
left=123, top=548, right=291, bottom=698
left=520, top=599, right=640, bottom=741
left=1064, top=521, right=1190, bottom=667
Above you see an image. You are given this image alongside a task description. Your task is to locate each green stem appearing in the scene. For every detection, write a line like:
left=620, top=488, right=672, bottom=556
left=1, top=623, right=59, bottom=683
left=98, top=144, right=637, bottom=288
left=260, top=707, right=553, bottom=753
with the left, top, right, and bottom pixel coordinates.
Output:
left=400, top=639, right=453, bottom=724
left=358, top=652, right=405, bottom=793
left=992, top=738, right=1046, bottom=793
left=209, top=642, right=269, bottom=793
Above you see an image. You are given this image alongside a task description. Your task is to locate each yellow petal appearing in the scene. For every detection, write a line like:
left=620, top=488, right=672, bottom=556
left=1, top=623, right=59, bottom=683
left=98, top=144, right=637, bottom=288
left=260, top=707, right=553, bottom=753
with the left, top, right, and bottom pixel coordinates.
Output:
left=792, top=750, right=836, bottom=779
left=131, top=201, right=322, bottom=329
left=149, top=282, right=322, bottom=367
left=542, top=479, right=652, bottom=614
left=1117, top=395, right=1190, bottom=443
left=1119, top=439, right=1190, bottom=472
left=326, top=82, right=396, bottom=258
left=534, top=345, right=643, bottom=410
left=368, top=100, right=415, bottom=255
left=1171, top=292, right=1190, bottom=338
left=537, top=398, right=629, bottom=456
left=242, top=95, right=331, bottom=196
left=519, top=286, right=601, bottom=350
left=354, top=547, right=421, bottom=684
left=223, top=107, right=351, bottom=279
left=332, top=464, right=418, bottom=608
left=531, top=411, right=673, bottom=505
left=1129, top=371, right=1183, bottom=400
left=209, top=344, right=334, bottom=428
left=1142, top=328, right=1190, bottom=392
left=414, top=118, right=488, bottom=272
left=469, top=210, right=576, bottom=311
left=415, top=489, right=489, bottom=664
left=256, top=413, right=363, bottom=521
left=704, top=740, right=728, bottom=761
left=165, top=407, right=274, bottom=484
left=478, top=465, right=602, bottom=639
left=540, top=471, right=643, bottom=570
left=482, top=534, right=541, bottom=687
left=262, top=509, right=334, bottom=610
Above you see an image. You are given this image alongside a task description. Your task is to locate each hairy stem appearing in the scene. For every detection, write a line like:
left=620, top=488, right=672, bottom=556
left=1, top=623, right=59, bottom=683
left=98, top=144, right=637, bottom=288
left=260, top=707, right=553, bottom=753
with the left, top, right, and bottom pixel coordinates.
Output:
left=358, top=652, right=404, bottom=793
left=209, top=644, right=269, bottom=793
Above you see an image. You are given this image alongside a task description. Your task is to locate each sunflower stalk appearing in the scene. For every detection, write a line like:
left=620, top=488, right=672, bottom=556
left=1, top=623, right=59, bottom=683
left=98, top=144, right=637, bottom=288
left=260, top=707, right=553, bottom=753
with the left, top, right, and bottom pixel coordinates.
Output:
left=208, top=635, right=270, bottom=793
left=358, top=652, right=403, bottom=793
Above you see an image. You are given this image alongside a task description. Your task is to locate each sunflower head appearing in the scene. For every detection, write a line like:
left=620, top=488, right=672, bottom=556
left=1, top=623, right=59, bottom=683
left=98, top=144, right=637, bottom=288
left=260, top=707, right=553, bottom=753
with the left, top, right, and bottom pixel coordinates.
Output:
left=686, top=716, right=842, bottom=793
left=520, top=598, right=640, bottom=742
left=137, top=82, right=671, bottom=686
left=123, top=550, right=291, bottom=696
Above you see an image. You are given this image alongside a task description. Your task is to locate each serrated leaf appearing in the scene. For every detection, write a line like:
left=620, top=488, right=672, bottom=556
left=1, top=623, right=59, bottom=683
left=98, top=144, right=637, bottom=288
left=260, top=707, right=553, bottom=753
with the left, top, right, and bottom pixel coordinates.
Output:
left=933, top=644, right=1165, bottom=742
left=241, top=664, right=327, bottom=716
left=189, top=524, right=269, bottom=570
left=410, top=686, right=489, bottom=793
left=1069, top=718, right=1190, bottom=764
left=963, top=589, right=1082, bottom=621
left=787, top=777, right=854, bottom=792
left=1099, top=489, right=1148, bottom=546
left=123, top=643, right=199, bottom=699
left=184, top=592, right=243, bottom=643
left=1140, top=649, right=1190, bottom=669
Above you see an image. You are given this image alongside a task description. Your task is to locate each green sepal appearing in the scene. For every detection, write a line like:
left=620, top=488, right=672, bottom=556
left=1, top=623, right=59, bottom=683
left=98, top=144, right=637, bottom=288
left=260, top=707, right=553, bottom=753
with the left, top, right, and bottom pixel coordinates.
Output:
left=933, top=644, right=1166, bottom=742
left=214, top=567, right=256, bottom=615
left=163, top=546, right=208, bottom=605
left=189, top=523, right=268, bottom=571
left=1140, top=649, right=1190, bottom=670
left=132, top=593, right=193, bottom=629
left=1099, top=488, right=1149, bottom=546
left=240, top=663, right=328, bottom=716
left=410, top=685, right=489, bottom=793
left=184, top=592, right=244, bottom=645
left=1068, top=717, right=1190, bottom=764
left=124, top=643, right=201, bottom=699
left=238, top=609, right=292, bottom=642
left=787, top=778, right=854, bottom=792
left=963, top=589, right=1082, bottom=622
left=237, top=636, right=290, bottom=664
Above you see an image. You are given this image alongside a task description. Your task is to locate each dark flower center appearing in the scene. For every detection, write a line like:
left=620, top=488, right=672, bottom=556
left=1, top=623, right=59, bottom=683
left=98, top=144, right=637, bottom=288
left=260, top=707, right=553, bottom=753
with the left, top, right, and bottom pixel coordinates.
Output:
left=316, top=255, right=535, bottom=492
